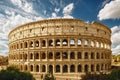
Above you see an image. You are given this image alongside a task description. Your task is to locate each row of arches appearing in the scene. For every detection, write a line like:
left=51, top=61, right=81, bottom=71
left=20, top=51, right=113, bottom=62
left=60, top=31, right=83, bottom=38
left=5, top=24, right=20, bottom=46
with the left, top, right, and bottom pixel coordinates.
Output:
left=19, top=64, right=110, bottom=73
left=10, top=38, right=111, bottom=50
left=9, top=51, right=111, bottom=60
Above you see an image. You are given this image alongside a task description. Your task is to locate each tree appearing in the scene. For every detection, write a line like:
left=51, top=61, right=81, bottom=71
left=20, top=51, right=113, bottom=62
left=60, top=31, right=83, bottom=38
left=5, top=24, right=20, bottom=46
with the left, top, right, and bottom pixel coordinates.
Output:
left=81, top=72, right=110, bottom=80
left=43, top=71, right=56, bottom=80
left=0, top=66, right=35, bottom=80
left=109, top=69, right=120, bottom=80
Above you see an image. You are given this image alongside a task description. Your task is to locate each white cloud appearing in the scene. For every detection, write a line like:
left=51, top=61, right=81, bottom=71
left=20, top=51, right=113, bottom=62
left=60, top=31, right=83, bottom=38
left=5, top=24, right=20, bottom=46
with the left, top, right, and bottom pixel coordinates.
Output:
left=55, top=8, right=60, bottom=13
left=98, top=0, right=120, bottom=20
left=10, top=0, right=34, bottom=13
left=0, top=1, right=43, bottom=56
left=111, top=25, right=120, bottom=54
left=63, top=3, right=74, bottom=18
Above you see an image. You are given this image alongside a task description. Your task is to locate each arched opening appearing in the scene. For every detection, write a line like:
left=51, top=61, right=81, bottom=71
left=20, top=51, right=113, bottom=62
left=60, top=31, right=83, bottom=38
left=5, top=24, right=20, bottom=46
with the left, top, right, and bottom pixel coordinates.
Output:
left=55, top=52, right=60, bottom=59
left=78, top=39, right=82, bottom=46
left=36, top=65, right=39, bottom=72
left=101, top=64, right=104, bottom=70
left=78, top=52, right=82, bottom=59
left=35, top=52, right=39, bottom=59
left=49, top=65, right=53, bottom=73
left=62, top=39, right=68, bottom=46
left=85, top=52, right=88, bottom=59
left=17, top=43, right=19, bottom=49
left=42, top=40, right=46, bottom=47
left=70, top=65, right=75, bottom=72
left=62, top=52, right=68, bottom=59
left=56, top=65, right=60, bottom=73
left=96, top=52, right=100, bottom=59
left=70, top=39, right=75, bottom=46
left=49, top=40, right=53, bottom=46
left=35, top=40, right=39, bottom=47
left=91, top=52, right=94, bottom=59
left=25, top=65, right=27, bottom=71
left=101, top=53, right=103, bottom=59
left=20, top=54, right=22, bottom=59
left=30, top=65, right=33, bottom=71
left=96, top=64, right=100, bottom=71
left=91, top=65, right=94, bottom=72
left=48, top=52, right=53, bottom=59
left=20, top=65, right=23, bottom=71
left=70, top=52, right=75, bottom=59
left=24, top=42, right=28, bottom=48
left=42, top=52, right=46, bottom=59
left=63, top=65, right=68, bottom=73
left=30, top=53, right=33, bottom=59
left=30, top=41, right=33, bottom=47
left=78, top=65, right=82, bottom=72
left=84, top=39, right=88, bottom=47
left=84, top=64, right=89, bottom=72
left=20, top=43, right=23, bottom=48
left=42, top=65, right=46, bottom=72
left=91, top=41, right=94, bottom=47
left=24, top=54, right=27, bottom=60
left=56, top=39, right=60, bottom=46
left=96, top=41, right=99, bottom=47
left=101, top=42, right=103, bottom=48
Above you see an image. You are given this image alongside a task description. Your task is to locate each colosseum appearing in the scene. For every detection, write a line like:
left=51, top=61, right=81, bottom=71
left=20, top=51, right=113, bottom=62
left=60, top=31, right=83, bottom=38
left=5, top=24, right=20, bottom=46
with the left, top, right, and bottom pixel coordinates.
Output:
left=8, top=18, right=112, bottom=80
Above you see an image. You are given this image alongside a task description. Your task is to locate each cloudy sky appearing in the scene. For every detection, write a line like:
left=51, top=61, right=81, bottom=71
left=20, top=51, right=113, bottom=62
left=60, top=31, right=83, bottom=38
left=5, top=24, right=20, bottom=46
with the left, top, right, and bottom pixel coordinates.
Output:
left=0, top=0, right=120, bottom=56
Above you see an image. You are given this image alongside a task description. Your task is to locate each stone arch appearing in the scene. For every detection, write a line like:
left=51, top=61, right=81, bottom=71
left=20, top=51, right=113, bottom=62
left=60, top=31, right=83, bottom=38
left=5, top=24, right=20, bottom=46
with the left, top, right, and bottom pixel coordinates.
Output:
left=56, top=39, right=60, bottom=46
left=91, top=64, right=94, bottom=72
left=30, top=53, right=33, bottom=59
left=62, top=39, right=68, bottom=46
left=96, top=52, right=100, bottom=59
left=56, top=65, right=60, bottom=72
left=96, top=41, right=99, bottom=47
left=70, top=39, right=75, bottom=46
left=55, top=52, right=60, bottom=59
left=78, top=39, right=82, bottom=46
left=49, top=65, right=53, bottom=73
left=77, top=52, right=82, bottom=59
left=24, top=65, right=27, bottom=71
left=30, top=65, right=33, bottom=71
left=91, top=52, right=94, bottom=59
left=84, top=39, right=88, bottom=46
left=78, top=64, right=82, bottom=72
left=35, top=52, right=39, bottom=59
left=30, top=41, right=34, bottom=47
left=70, top=65, right=75, bottom=72
left=49, top=40, right=53, bottom=46
left=41, top=52, right=46, bottom=59
left=84, top=64, right=89, bottom=72
left=36, top=65, right=39, bottom=72
left=63, top=65, right=68, bottom=73
left=96, top=64, right=100, bottom=71
left=62, top=52, right=68, bottom=59
left=24, top=42, right=28, bottom=48
left=85, top=52, right=88, bottom=59
left=20, top=42, right=23, bottom=48
left=91, top=40, right=94, bottom=47
left=48, top=52, right=53, bottom=59
left=35, top=40, right=39, bottom=47
left=42, top=65, right=46, bottom=72
left=70, top=52, right=75, bottom=59
left=42, top=40, right=46, bottom=47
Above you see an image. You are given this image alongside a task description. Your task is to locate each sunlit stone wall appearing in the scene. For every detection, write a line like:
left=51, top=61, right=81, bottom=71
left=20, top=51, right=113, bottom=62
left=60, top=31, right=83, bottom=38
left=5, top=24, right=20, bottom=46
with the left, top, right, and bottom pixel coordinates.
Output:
left=8, top=18, right=111, bottom=80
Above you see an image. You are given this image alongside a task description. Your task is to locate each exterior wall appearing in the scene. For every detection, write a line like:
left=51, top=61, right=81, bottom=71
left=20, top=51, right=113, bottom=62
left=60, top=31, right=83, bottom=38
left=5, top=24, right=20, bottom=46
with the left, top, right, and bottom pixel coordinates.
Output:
left=8, top=19, right=111, bottom=80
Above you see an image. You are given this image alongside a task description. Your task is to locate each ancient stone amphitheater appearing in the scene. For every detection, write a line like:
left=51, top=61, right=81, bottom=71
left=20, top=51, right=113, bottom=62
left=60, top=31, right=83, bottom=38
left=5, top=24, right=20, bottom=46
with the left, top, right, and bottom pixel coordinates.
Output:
left=8, top=18, right=111, bottom=80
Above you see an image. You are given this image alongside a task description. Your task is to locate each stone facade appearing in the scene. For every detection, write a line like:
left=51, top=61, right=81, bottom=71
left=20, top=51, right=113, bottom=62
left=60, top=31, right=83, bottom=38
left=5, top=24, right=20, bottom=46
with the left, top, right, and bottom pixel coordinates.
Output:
left=8, top=18, right=112, bottom=80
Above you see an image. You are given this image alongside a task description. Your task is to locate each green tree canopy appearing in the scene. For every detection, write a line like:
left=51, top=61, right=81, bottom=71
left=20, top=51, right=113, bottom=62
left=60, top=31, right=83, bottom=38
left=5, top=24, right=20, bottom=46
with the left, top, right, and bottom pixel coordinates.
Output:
left=0, top=66, right=35, bottom=80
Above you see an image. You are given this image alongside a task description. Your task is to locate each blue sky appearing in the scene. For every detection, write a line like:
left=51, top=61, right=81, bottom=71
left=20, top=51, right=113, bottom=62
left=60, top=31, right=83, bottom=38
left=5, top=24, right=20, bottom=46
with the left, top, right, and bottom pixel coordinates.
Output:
left=0, top=0, right=120, bottom=56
